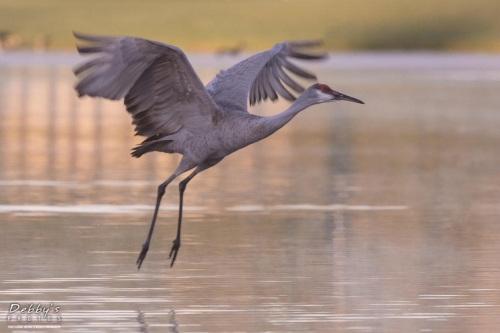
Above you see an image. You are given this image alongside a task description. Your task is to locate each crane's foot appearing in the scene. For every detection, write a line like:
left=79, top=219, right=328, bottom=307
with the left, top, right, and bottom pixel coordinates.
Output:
left=168, top=238, right=181, bottom=268
left=136, top=242, right=149, bottom=270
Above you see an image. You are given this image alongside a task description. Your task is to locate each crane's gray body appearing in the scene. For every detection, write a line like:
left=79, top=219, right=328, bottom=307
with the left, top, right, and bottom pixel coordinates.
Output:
left=137, top=109, right=298, bottom=165
left=169, top=112, right=268, bottom=162
left=72, top=32, right=363, bottom=268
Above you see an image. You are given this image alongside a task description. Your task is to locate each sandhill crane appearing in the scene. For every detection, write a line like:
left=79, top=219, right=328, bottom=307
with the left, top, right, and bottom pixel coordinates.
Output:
left=73, top=32, right=364, bottom=268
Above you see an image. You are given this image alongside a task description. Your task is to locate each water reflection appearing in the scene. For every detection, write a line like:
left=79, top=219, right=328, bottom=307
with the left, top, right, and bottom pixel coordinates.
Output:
left=1, top=54, right=500, bottom=332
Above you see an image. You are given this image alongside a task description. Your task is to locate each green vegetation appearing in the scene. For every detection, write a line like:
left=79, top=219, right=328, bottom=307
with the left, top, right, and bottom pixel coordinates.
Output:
left=0, top=0, right=499, bottom=51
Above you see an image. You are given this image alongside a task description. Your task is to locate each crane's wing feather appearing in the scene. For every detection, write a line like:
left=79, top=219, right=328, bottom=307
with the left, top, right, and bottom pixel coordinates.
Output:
left=206, top=41, right=325, bottom=112
left=73, top=32, right=222, bottom=138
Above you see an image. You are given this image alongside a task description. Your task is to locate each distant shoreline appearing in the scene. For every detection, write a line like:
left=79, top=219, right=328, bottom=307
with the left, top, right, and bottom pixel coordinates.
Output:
left=1, top=52, right=500, bottom=71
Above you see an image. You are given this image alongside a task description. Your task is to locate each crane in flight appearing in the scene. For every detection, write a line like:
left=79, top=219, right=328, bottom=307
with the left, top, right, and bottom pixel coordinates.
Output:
left=73, top=32, right=364, bottom=269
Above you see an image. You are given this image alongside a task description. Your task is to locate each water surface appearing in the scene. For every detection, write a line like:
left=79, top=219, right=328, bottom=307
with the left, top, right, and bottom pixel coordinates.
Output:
left=1, top=53, right=500, bottom=332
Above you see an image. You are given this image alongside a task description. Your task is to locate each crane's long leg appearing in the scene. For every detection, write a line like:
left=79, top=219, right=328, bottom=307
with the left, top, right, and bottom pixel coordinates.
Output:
left=168, top=169, right=197, bottom=267
left=168, top=158, right=223, bottom=267
left=136, top=157, right=197, bottom=269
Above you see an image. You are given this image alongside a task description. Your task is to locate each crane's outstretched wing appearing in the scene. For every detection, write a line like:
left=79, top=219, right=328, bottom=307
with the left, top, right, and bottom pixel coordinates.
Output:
left=73, top=32, right=222, bottom=138
left=206, top=41, right=326, bottom=112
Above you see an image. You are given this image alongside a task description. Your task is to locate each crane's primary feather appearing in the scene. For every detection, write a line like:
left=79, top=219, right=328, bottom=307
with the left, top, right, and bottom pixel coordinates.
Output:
left=73, top=32, right=222, bottom=139
left=206, top=40, right=326, bottom=110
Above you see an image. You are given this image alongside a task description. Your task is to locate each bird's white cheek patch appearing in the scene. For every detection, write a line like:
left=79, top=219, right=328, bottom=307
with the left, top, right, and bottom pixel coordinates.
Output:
left=315, top=90, right=334, bottom=103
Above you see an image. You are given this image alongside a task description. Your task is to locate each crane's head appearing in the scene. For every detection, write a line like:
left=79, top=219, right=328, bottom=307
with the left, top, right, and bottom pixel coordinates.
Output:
left=312, top=83, right=364, bottom=105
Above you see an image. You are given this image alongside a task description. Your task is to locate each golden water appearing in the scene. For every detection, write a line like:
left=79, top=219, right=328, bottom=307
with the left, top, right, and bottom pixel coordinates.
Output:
left=1, top=53, right=500, bottom=332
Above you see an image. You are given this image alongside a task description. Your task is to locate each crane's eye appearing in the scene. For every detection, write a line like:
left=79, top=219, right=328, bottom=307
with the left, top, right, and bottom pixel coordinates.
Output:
left=316, top=84, right=331, bottom=93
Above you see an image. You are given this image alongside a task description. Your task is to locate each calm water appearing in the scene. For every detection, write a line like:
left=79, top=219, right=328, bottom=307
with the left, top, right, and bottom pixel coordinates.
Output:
left=1, top=52, right=500, bottom=332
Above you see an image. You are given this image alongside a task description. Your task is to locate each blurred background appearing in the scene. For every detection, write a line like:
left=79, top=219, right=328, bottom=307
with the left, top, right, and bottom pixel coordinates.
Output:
left=1, top=1, right=500, bottom=333
left=0, top=0, right=499, bottom=52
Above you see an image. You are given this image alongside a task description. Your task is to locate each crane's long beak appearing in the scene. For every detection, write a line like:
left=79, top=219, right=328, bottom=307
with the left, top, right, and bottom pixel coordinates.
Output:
left=334, top=91, right=364, bottom=104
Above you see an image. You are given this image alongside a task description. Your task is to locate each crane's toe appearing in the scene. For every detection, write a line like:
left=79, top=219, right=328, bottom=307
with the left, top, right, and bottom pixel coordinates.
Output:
left=168, top=238, right=181, bottom=267
left=136, top=243, right=149, bottom=270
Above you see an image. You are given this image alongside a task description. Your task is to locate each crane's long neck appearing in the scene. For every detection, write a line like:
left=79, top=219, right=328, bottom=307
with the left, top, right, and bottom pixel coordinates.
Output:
left=257, top=94, right=316, bottom=139
left=225, top=95, right=317, bottom=153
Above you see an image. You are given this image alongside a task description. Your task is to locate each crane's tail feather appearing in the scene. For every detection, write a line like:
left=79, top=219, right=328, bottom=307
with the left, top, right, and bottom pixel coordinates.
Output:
left=131, top=140, right=173, bottom=158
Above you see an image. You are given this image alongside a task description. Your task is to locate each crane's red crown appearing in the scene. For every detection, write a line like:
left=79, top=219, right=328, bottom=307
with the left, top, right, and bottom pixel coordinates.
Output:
left=316, top=83, right=334, bottom=93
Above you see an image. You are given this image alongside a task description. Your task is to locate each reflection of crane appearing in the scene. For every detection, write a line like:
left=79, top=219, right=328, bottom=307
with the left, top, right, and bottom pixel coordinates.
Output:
left=136, top=311, right=149, bottom=333
left=73, top=32, right=364, bottom=269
